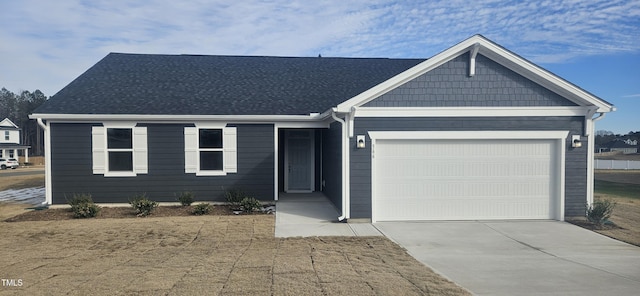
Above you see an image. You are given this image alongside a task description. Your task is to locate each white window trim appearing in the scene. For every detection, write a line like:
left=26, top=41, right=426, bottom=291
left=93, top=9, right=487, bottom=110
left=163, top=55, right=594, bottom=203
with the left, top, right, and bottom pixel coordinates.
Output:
left=185, top=124, right=237, bottom=176
left=92, top=122, right=148, bottom=177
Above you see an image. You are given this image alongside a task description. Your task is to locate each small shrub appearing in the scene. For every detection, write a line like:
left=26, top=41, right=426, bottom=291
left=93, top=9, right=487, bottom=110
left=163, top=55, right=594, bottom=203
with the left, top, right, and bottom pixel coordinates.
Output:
left=240, top=197, right=262, bottom=213
left=177, top=191, right=195, bottom=206
left=586, top=199, right=616, bottom=227
left=225, top=189, right=246, bottom=207
left=192, top=203, right=212, bottom=215
left=66, top=193, right=93, bottom=207
left=66, top=193, right=100, bottom=218
left=129, top=194, right=158, bottom=217
left=72, top=202, right=101, bottom=218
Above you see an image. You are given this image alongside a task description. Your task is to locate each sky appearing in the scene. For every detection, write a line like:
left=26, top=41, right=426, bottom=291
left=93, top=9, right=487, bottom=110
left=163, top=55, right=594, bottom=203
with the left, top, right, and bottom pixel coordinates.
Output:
left=1, top=0, right=638, bottom=134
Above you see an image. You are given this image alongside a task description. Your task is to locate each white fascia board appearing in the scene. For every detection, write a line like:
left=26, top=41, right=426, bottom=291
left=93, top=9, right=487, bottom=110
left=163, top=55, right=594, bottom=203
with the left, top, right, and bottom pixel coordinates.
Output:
left=368, top=130, right=570, bottom=141
left=354, top=106, right=592, bottom=117
left=29, top=113, right=330, bottom=127
left=335, top=35, right=614, bottom=113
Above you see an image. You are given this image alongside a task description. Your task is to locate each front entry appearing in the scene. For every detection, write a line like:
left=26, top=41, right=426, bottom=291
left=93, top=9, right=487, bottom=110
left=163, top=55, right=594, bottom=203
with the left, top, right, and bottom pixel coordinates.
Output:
left=284, top=130, right=314, bottom=192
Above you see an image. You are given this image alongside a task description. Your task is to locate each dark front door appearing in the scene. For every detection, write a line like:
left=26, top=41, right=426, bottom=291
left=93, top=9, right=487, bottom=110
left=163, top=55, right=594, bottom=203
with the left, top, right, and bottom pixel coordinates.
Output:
left=285, top=130, right=314, bottom=192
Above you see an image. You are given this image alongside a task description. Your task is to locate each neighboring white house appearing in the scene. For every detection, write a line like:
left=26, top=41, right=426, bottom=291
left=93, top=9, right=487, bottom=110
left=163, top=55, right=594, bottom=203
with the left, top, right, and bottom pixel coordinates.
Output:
left=0, top=118, right=30, bottom=163
left=598, top=139, right=638, bottom=154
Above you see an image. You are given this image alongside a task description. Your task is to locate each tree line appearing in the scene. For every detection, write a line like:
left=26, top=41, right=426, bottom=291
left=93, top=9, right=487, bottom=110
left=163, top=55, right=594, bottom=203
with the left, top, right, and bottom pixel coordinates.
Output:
left=0, top=87, right=47, bottom=155
left=595, top=130, right=640, bottom=146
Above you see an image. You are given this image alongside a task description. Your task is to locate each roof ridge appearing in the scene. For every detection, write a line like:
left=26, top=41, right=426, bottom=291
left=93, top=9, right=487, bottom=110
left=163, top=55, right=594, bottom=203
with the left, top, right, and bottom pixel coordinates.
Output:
left=106, top=52, right=425, bottom=61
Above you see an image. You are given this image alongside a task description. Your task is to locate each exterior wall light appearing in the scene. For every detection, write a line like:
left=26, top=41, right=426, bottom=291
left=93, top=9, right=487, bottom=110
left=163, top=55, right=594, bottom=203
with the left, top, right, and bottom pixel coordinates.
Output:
left=357, top=135, right=366, bottom=149
left=572, top=135, right=582, bottom=148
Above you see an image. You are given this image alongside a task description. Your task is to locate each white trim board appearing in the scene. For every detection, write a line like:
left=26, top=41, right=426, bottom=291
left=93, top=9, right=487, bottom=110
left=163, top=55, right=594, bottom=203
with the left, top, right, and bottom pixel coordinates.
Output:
left=368, top=130, right=569, bottom=140
left=354, top=106, right=593, bottom=117
left=30, top=113, right=332, bottom=124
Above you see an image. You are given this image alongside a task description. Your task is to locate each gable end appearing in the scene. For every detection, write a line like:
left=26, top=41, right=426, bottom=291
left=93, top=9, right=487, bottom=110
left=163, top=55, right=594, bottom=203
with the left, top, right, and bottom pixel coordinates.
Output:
left=364, top=53, right=578, bottom=108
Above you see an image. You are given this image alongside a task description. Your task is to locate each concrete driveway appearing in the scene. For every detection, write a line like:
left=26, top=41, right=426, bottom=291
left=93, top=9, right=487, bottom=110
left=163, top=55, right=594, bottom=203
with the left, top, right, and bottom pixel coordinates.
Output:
left=376, top=221, right=640, bottom=295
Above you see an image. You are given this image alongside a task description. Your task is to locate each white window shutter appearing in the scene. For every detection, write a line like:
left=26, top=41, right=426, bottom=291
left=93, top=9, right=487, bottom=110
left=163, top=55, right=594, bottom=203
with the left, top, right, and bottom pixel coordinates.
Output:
left=91, top=126, right=106, bottom=174
left=184, top=127, right=198, bottom=173
left=223, top=127, right=237, bottom=173
left=133, top=127, right=148, bottom=174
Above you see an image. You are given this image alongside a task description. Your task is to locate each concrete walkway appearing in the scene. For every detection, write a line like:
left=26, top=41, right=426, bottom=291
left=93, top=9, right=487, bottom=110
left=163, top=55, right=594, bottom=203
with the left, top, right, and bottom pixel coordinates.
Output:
left=376, top=221, right=640, bottom=296
left=274, top=192, right=381, bottom=237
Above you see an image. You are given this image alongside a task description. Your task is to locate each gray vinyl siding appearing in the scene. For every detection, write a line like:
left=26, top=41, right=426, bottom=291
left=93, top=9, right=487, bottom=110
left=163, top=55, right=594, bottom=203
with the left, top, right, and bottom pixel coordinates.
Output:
left=50, top=123, right=274, bottom=204
left=364, top=53, right=577, bottom=108
left=350, top=116, right=587, bottom=219
left=321, top=122, right=343, bottom=210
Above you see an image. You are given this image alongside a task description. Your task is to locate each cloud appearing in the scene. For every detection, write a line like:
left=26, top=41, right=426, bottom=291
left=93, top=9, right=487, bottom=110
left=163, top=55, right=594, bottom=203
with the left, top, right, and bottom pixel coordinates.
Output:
left=0, top=0, right=639, bottom=95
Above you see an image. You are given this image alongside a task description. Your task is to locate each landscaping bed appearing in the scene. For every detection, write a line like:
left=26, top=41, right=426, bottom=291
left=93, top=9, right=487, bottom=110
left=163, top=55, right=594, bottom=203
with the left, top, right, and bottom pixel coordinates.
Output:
left=3, top=204, right=256, bottom=222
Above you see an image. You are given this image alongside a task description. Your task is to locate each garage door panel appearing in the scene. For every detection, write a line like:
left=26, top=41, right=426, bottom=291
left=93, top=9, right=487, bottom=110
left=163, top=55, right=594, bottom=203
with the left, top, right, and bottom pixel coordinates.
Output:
left=378, top=182, right=550, bottom=199
left=379, top=161, right=551, bottom=178
left=374, top=138, right=557, bottom=221
left=376, top=197, right=551, bottom=220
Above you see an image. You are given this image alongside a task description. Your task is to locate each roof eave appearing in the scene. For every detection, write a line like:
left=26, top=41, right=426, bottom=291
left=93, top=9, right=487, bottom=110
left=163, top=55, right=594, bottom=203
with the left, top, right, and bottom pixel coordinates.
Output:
left=29, top=113, right=329, bottom=123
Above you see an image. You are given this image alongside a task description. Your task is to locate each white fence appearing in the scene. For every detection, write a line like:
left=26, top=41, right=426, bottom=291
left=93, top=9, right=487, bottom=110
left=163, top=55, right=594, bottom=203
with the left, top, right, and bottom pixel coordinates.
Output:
left=594, top=159, right=640, bottom=170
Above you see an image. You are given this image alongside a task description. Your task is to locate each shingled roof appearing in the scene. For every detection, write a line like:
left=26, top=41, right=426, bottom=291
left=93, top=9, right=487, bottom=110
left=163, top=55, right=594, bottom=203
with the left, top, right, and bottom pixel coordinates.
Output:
left=33, top=53, right=424, bottom=115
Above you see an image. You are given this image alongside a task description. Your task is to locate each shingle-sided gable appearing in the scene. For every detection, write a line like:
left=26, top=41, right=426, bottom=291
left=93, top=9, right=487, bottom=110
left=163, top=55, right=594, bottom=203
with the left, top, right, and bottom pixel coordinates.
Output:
left=33, top=54, right=424, bottom=116
left=364, top=52, right=578, bottom=107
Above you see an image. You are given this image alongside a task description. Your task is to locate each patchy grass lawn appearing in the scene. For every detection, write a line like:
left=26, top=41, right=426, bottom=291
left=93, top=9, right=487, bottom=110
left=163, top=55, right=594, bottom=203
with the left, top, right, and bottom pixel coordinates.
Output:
left=0, top=203, right=32, bottom=221
left=0, top=168, right=45, bottom=191
left=595, top=153, right=640, bottom=161
left=580, top=170, right=640, bottom=247
left=0, top=213, right=469, bottom=295
left=594, top=180, right=640, bottom=198
left=0, top=175, right=44, bottom=192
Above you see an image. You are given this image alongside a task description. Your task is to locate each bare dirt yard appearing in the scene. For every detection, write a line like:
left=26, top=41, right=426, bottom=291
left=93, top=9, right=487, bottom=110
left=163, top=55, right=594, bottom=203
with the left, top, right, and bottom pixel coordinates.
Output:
left=0, top=209, right=468, bottom=296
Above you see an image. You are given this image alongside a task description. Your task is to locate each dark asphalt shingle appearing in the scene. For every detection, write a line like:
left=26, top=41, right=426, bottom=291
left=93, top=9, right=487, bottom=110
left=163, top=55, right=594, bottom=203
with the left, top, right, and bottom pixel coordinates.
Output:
left=34, top=53, right=424, bottom=115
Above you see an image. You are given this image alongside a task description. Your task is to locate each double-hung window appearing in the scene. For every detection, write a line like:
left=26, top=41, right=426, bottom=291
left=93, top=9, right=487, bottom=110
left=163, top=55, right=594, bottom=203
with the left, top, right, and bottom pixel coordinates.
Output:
left=184, top=125, right=236, bottom=176
left=199, top=129, right=224, bottom=171
left=92, top=124, right=148, bottom=177
left=107, top=128, right=133, bottom=171
left=4, top=131, right=9, bottom=141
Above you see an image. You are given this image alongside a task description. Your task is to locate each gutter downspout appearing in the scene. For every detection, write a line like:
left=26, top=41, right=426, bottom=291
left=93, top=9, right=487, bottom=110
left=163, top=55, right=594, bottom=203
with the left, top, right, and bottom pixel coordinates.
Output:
left=36, top=118, right=52, bottom=205
left=587, top=111, right=607, bottom=206
left=331, top=110, right=348, bottom=222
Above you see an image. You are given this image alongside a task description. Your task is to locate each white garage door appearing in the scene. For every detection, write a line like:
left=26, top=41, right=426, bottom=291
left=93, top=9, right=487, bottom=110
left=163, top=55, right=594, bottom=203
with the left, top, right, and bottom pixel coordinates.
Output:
left=373, top=138, right=559, bottom=221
